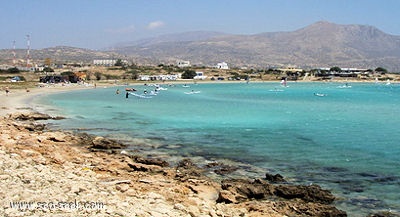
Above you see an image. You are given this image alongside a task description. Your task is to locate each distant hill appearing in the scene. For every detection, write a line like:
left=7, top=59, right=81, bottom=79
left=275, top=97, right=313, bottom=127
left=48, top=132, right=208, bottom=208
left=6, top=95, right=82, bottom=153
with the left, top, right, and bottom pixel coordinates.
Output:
left=112, top=21, right=400, bottom=71
left=112, top=31, right=227, bottom=48
left=1, top=22, right=400, bottom=71
left=0, top=46, right=122, bottom=65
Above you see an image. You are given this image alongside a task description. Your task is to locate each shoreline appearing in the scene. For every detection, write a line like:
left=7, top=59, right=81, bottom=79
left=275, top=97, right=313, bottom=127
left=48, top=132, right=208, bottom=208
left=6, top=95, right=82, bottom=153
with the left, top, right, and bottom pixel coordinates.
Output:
left=2, top=81, right=398, bottom=216
left=0, top=82, right=353, bottom=217
left=1, top=78, right=394, bottom=115
left=0, top=112, right=348, bottom=217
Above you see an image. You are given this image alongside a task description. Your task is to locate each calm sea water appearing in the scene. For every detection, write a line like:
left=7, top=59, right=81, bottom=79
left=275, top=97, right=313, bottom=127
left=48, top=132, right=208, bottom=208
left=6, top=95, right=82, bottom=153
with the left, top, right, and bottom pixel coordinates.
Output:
left=37, top=82, right=400, bottom=216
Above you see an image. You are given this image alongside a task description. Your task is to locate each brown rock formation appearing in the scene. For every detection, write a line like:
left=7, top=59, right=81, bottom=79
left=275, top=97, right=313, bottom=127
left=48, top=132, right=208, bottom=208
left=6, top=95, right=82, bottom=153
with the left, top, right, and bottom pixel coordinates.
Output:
left=0, top=112, right=348, bottom=217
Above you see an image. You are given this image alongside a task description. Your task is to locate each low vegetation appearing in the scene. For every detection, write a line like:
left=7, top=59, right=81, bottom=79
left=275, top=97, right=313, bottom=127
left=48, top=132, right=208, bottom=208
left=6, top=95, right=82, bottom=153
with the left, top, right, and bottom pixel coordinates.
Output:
left=1, top=63, right=399, bottom=91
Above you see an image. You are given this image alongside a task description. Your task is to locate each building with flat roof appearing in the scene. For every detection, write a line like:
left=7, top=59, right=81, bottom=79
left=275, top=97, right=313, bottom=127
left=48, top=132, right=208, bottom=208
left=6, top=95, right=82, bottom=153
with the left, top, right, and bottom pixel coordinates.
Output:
left=216, top=62, right=229, bottom=69
left=93, top=59, right=117, bottom=66
left=177, top=60, right=191, bottom=68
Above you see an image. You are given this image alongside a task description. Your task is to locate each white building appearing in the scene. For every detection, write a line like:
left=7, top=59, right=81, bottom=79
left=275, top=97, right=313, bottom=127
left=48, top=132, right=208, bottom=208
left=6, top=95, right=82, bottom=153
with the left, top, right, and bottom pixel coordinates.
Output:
left=138, top=74, right=179, bottom=81
left=193, top=71, right=207, bottom=80
left=216, top=62, right=229, bottom=69
left=177, top=60, right=191, bottom=68
left=93, top=59, right=117, bottom=66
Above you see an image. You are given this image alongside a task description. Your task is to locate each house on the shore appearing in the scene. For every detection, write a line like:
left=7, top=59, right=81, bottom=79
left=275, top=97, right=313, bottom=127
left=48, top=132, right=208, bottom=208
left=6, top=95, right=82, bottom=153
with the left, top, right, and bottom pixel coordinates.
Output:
left=177, top=60, right=191, bottom=68
left=216, top=62, right=229, bottom=69
left=193, top=71, right=207, bottom=80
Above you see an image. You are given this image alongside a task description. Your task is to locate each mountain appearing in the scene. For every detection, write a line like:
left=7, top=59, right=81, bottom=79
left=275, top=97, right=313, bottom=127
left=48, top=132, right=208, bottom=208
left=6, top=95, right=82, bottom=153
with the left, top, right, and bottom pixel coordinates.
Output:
left=1, top=22, right=400, bottom=71
left=112, top=31, right=227, bottom=48
left=112, top=21, right=400, bottom=71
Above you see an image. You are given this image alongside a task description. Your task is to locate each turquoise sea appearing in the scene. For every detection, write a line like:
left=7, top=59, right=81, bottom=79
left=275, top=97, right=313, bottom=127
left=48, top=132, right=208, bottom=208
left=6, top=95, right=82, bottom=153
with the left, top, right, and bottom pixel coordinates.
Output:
left=37, top=82, right=400, bottom=216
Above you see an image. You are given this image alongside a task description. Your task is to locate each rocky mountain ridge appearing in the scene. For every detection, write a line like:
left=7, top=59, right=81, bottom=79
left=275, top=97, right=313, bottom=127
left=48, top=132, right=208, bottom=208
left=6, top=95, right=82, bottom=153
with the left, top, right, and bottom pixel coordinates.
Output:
left=1, top=21, right=400, bottom=71
left=114, top=21, right=400, bottom=71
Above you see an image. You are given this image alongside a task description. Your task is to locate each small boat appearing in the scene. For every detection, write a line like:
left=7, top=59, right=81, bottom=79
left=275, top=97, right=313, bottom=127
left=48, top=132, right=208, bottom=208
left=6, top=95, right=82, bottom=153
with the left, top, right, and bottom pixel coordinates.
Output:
left=314, top=93, right=327, bottom=97
left=337, top=83, right=351, bottom=88
left=184, top=90, right=201, bottom=94
left=125, top=88, right=137, bottom=91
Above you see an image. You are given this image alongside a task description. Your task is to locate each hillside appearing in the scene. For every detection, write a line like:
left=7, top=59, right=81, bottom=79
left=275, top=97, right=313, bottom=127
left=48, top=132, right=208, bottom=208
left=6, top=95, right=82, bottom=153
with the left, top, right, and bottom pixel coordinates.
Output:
left=113, top=21, right=400, bottom=71
left=0, top=46, right=121, bottom=65
left=1, top=21, right=400, bottom=71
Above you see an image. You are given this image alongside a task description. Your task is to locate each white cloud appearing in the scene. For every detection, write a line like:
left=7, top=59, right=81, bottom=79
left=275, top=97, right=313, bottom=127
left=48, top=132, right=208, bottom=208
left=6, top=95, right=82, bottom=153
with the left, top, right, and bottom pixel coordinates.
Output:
left=106, top=24, right=136, bottom=34
left=146, top=21, right=165, bottom=30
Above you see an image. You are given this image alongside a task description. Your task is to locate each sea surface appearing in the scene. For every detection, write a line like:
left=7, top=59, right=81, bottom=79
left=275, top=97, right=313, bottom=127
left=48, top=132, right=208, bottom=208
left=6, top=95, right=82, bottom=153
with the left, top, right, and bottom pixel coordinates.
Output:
left=36, top=81, right=400, bottom=216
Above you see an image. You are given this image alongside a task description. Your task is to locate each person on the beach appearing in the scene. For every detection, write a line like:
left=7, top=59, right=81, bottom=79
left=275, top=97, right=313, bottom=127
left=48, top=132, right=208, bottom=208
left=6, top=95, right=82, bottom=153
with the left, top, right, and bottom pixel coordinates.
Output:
left=5, top=86, right=9, bottom=96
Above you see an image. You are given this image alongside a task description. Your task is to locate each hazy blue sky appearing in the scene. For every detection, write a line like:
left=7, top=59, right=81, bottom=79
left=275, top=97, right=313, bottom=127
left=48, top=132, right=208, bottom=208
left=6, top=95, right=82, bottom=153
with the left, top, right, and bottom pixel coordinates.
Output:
left=1, top=0, right=399, bottom=49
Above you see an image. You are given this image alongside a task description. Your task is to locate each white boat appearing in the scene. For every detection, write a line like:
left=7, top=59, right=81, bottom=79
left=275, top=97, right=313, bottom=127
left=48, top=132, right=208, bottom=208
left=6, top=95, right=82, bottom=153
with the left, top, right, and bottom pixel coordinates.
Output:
left=337, top=83, right=352, bottom=88
left=184, top=91, right=201, bottom=94
left=314, top=93, right=327, bottom=97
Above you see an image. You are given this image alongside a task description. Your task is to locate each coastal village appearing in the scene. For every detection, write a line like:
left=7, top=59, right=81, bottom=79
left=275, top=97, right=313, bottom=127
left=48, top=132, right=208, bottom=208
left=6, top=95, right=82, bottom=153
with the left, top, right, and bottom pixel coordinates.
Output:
left=1, top=56, right=399, bottom=89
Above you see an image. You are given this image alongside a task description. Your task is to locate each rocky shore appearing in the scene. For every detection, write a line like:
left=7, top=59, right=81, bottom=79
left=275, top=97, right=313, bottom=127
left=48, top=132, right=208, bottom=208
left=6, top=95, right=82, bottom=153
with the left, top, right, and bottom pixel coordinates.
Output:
left=0, top=112, right=393, bottom=217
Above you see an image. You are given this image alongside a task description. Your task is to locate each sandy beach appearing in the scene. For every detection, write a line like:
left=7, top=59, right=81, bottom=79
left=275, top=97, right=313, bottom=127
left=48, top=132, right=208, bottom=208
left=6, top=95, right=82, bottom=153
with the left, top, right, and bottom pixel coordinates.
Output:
left=0, top=82, right=360, bottom=217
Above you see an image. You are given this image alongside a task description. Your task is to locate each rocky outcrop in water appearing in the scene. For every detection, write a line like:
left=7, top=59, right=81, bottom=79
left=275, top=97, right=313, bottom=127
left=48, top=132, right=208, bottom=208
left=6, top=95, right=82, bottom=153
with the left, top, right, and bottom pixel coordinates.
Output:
left=9, top=112, right=64, bottom=121
left=217, top=178, right=346, bottom=216
left=90, top=136, right=127, bottom=150
left=265, top=172, right=287, bottom=183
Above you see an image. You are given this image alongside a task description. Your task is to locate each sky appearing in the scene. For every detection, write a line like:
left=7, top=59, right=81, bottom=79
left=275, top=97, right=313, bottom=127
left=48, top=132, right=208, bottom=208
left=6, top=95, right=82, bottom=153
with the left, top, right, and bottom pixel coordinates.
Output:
left=1, top=0, right=400, bottom=50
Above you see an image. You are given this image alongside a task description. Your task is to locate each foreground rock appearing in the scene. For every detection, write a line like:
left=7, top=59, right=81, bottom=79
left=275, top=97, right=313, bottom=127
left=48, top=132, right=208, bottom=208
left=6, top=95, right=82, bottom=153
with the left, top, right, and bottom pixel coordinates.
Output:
left=217, top=178, right=345, bottom=216
left=90, top=136, right=127, bottom=150
left=9, top=111, right=64, bottom=121
left=1, top=113, right=348, bottom=217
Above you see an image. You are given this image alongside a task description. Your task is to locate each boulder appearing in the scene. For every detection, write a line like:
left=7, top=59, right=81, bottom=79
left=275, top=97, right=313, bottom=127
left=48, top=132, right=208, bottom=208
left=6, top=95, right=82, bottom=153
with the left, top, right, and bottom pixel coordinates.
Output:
left=265, top=172, right=286, bottom=183
left=131, top=155, right=169, bottom=167
left=14, top=122, right=46, bottom=132
left=90, top=136, right=127, bottom=149
left=272, top=200, right=347, bottom=217
left=10, top=112, right=64, bottom=121
left=205, top=162, right=238, bottom=175
left=274, top=184, right=335, bottom=204
left=218, top=178, right=274, bottom=203
left=175, top=159, right=204, bottom=180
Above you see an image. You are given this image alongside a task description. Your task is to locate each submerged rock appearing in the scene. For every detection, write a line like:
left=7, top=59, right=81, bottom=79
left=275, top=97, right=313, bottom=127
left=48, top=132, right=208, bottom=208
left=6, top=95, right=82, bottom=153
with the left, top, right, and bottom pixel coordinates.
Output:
left=265, top=172, right=287, bottom=183
left=205, top=162, right=238, bottom=175
left=368, top=212, right=400, bottom=217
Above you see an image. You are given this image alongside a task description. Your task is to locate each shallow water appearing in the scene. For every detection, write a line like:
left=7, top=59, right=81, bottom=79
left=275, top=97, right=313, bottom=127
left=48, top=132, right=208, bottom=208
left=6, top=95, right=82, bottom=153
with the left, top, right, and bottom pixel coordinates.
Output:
left=37, top=82, right=400, bottom=216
